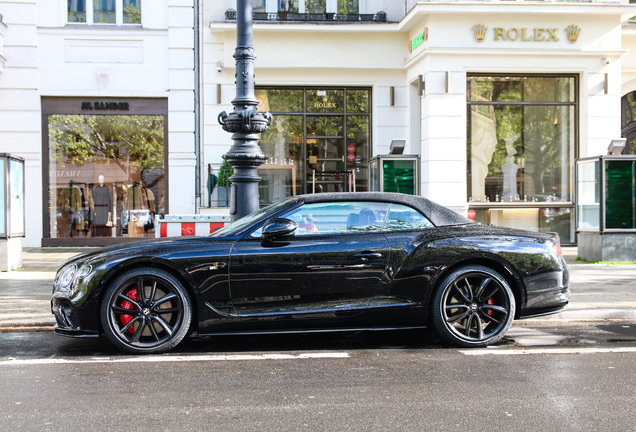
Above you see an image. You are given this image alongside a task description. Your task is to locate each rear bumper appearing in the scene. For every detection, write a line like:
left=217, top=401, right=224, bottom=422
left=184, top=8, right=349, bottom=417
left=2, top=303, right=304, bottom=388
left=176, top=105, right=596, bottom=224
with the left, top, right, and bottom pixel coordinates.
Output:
left=519, top=267, right=570, bottom=318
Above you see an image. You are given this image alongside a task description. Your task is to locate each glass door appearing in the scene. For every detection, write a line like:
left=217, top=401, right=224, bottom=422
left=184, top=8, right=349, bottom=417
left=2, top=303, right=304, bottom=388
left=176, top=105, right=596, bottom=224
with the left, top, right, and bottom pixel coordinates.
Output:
left=306, top=89, right=345, bottom=193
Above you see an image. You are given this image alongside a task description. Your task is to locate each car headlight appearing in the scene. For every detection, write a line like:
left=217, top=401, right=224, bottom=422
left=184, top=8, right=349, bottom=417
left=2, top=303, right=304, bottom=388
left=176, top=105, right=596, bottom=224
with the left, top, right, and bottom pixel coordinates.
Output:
left=58, top=265, right=77, bottom=289
left=76, top=264, right=92, bottom=279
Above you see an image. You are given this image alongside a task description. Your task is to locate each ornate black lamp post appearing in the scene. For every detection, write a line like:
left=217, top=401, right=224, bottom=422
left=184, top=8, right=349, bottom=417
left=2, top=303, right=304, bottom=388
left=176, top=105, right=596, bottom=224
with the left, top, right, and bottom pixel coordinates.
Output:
left=218, top=0, right=271, bottom=221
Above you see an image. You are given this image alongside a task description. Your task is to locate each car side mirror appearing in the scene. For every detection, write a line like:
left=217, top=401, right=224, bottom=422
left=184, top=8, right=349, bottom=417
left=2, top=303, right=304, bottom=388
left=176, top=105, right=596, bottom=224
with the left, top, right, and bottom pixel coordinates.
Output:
left=261, top=218, right=297, bottom=245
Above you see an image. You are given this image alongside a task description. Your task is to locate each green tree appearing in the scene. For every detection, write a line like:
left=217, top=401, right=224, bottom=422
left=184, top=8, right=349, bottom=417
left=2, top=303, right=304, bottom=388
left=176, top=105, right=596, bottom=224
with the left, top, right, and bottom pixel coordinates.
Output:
left=218, top=159, right=234, bottom=187
left=49, top=114, right=164, bottom=175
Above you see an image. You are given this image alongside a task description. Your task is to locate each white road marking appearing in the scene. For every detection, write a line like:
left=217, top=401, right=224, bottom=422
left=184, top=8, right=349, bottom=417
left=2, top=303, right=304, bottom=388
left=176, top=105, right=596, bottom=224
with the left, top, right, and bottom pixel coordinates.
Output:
left=460, top=347, right=636, bottom=356
left=0, top=352, right=349, bottom=366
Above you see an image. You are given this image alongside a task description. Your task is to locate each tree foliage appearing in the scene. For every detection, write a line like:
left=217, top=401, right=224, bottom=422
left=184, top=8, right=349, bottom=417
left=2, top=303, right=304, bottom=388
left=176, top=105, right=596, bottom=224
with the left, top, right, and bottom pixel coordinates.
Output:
left=49, top=114, right=164, bottom=174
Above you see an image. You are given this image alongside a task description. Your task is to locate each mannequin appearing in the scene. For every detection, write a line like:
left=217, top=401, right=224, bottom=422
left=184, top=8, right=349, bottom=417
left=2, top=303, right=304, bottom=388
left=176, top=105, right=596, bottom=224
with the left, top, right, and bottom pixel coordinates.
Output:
left=93, top=175, right=112, bottom=236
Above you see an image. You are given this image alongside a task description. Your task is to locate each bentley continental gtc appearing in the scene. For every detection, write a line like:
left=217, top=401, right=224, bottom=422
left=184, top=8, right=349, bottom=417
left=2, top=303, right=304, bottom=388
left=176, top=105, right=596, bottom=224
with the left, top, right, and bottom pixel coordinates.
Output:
left=52, top=192, right=569, bottom=354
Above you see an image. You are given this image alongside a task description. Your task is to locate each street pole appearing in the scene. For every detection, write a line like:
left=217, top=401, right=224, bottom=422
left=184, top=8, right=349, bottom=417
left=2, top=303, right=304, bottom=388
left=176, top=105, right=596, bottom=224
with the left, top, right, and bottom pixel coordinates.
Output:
left=218, top=0, right=271, bottom=221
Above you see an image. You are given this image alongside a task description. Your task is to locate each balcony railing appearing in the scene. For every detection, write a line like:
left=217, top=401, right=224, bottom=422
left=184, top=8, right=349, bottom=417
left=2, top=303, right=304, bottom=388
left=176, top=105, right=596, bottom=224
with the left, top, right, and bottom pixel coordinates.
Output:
left=225, top=9, right=387, bottom=23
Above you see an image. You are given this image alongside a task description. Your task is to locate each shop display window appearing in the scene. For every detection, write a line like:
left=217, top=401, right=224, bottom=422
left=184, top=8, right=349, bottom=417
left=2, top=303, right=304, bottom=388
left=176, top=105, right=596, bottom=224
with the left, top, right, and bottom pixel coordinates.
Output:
left=251, top=87, right=371, bottom=206
left=47, top=114, right=165, bottom=240
left=620, top=91, right=636, bottom=155
left=466, top=75, right=577, bottom=243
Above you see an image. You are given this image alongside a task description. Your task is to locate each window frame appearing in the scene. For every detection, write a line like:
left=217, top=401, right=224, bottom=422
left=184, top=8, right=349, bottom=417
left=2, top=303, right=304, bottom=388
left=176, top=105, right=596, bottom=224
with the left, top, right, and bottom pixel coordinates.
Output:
left=67, top=0, right=142, bottom=26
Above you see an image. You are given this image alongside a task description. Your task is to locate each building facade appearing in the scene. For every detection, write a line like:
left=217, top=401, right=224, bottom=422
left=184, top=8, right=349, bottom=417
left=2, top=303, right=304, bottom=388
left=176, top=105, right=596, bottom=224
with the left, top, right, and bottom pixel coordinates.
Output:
left=1, top=0, right=636, bottom=246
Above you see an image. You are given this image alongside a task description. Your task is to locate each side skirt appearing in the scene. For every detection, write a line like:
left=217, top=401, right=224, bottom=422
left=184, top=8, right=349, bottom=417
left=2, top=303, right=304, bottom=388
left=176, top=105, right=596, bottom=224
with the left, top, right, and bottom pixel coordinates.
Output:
left=194, top=325, right=427, bottom=337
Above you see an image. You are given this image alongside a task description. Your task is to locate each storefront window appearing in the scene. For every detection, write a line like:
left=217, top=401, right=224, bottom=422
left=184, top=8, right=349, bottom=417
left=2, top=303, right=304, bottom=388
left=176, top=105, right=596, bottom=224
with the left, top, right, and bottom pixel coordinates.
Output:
left=467, top=75, right=576, bottom=242
left=468, top=76, right=575, bottom=204
left=621, top=91, right=636, bottom=155
left=48, top=114, right=165, bottom=240
left=255, top=87, right=371, bottom=205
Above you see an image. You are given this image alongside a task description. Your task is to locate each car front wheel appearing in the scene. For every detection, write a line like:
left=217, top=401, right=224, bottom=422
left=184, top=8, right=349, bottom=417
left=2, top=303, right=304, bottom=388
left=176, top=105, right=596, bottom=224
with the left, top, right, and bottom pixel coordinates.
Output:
left=431, top=265, right=515, bottom=348
left=100, top=268, right=192, bottom=354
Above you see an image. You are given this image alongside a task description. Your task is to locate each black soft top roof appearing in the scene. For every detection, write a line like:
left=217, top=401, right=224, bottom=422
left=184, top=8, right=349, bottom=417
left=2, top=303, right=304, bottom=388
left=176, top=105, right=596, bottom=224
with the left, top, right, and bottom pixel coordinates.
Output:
left=283, top=192, right=473, bottom=227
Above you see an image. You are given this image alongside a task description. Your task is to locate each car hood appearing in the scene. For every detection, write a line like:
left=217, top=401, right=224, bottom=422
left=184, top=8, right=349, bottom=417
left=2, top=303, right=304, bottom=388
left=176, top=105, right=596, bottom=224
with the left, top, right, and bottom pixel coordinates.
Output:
left=56, top=235, right=233, bottom=271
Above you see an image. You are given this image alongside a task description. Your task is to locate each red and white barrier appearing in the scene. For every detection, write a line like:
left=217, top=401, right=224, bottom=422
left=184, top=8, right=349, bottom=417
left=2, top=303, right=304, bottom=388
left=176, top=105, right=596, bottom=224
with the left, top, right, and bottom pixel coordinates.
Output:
left=155, top=214, right=231, bottom=238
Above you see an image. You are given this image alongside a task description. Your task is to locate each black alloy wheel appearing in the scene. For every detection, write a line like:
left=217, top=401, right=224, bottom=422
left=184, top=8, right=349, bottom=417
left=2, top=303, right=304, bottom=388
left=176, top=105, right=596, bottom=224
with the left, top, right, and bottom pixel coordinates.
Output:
left=100, top=267, right=192, bottom=354
left=431, top=265, right=515, bottom=348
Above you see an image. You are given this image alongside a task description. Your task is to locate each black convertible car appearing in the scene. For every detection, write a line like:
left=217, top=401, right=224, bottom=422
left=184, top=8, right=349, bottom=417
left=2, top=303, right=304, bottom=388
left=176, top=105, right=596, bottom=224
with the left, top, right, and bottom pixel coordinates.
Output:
left=52, top=192, right=569, bottom=354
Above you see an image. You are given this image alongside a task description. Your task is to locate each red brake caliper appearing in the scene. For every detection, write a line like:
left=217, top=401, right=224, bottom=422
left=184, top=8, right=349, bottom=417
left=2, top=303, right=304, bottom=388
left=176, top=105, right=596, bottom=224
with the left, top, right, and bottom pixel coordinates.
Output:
left=120, top=288, right=138, bottom=334
left=486, top=296, right=494, bottom=317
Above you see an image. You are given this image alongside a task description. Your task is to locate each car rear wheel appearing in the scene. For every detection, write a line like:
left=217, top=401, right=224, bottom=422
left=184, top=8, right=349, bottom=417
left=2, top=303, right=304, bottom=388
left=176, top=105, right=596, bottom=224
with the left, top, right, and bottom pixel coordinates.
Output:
left=431, top=265, right=515, bottom=348
left=100, top=268, right=192, bottom=354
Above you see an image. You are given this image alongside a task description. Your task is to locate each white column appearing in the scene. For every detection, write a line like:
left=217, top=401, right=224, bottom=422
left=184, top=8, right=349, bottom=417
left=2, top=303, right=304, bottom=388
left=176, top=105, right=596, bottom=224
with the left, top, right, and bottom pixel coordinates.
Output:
left=168, top=0, right=196, bottom=214
left=0, top=0, right=42, bottom=247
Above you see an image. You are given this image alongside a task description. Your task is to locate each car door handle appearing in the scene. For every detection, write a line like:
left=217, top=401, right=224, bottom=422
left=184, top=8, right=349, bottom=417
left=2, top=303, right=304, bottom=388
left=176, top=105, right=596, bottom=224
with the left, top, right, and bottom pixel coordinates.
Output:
left=354, top=252, right=382, bottom=261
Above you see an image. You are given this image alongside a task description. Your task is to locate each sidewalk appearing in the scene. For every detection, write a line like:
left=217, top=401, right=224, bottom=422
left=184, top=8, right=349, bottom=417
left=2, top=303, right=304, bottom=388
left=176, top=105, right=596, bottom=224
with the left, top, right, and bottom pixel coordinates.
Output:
left=0, top=246, right=635, bottom=329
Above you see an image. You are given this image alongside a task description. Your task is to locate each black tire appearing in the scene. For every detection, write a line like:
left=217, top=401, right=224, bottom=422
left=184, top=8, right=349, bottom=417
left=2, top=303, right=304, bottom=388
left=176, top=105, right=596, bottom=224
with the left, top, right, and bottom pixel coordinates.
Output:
left=431, top=265, right=515, bottom=348
left=100, top=267, right=192, bottom=354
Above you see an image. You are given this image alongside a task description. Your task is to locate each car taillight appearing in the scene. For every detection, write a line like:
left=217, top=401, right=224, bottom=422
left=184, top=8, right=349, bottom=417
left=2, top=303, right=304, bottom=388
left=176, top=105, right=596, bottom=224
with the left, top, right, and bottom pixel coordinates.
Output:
left=553, top=243, right=562, bottom=255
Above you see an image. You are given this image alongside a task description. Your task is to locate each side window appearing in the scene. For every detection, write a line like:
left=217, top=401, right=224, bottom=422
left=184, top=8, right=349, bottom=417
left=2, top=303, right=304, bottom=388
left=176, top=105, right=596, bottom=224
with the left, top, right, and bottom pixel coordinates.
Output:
left=250, top=201, right=389, bottom=237
left=384, top=204, right=434, bottom=231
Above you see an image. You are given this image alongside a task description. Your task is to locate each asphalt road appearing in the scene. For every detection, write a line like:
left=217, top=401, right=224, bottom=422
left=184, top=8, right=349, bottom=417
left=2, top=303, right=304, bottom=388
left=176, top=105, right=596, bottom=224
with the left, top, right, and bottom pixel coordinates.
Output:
left=1, top=325, right=636, bottom=431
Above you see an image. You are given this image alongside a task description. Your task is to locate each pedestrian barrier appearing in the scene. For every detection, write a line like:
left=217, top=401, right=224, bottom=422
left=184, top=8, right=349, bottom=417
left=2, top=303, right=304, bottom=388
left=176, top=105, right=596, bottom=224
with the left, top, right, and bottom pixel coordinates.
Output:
left=155, top=214, right=231, bottom=238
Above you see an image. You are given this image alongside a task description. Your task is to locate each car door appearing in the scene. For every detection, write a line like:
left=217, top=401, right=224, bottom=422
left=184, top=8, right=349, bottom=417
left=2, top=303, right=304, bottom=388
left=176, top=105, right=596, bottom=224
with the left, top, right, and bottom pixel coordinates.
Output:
left=367, top=203, right=439, bottom=326
left=228, top=201, right=391, bottom=329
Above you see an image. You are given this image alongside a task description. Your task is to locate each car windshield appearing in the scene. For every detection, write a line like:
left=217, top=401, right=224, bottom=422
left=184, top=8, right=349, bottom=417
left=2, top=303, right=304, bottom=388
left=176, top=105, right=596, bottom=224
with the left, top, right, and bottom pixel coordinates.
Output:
left=210, top=200, right=290, bottom=237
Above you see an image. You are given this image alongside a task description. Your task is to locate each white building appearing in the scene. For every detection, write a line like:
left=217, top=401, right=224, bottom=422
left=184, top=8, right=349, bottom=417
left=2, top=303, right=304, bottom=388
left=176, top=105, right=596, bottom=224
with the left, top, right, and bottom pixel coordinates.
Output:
left=1, top=0, right=636, bottom=246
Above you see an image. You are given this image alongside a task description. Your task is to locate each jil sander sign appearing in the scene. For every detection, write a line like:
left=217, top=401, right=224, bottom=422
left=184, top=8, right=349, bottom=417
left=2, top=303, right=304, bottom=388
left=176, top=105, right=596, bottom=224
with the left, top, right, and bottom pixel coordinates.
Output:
left=472, top=24, right=581, bottom=43
left=81, top=101, right=130, bottom=110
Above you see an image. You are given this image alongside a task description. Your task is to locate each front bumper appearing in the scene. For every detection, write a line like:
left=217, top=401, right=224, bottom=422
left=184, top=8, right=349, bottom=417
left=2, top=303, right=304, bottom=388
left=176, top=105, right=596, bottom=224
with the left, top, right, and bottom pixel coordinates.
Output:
left=53, top=326, right=99, bottom=338
left=51, top=296, right=99, bottom=337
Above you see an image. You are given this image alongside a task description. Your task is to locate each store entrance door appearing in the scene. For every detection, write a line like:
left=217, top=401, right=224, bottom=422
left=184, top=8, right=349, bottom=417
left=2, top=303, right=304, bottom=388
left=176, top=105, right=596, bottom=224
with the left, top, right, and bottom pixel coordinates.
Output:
left=306, top=137, right=348, bottom=194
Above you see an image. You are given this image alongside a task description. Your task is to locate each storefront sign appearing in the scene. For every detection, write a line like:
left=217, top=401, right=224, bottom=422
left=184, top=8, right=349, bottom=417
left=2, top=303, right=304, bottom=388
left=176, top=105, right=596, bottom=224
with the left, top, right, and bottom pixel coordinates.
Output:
left=410, top=28, right=428, bottom=53
left=472, top=23, right=580, bottom=43
left=81, top=101, right=130, bottom=111
left=313, top=102, right=336, bottom=109
left=347, top=144, right=356, bottom=153
left=54, top=170, right=82, bottom=178
left=347, top=153, right=356, bottom=162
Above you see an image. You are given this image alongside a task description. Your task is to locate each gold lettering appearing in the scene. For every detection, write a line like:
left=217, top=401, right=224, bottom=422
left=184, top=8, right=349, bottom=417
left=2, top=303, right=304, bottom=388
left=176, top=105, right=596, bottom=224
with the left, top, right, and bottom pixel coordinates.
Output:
left=494, top=28, right=506, bottom=41
left=507, top=28, right=520, bottom=41
left=521, top=28, right=532, bottom=41
left=534, top=28, right=545, bottom=41
left=546, top=28, right=559, bottom=41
